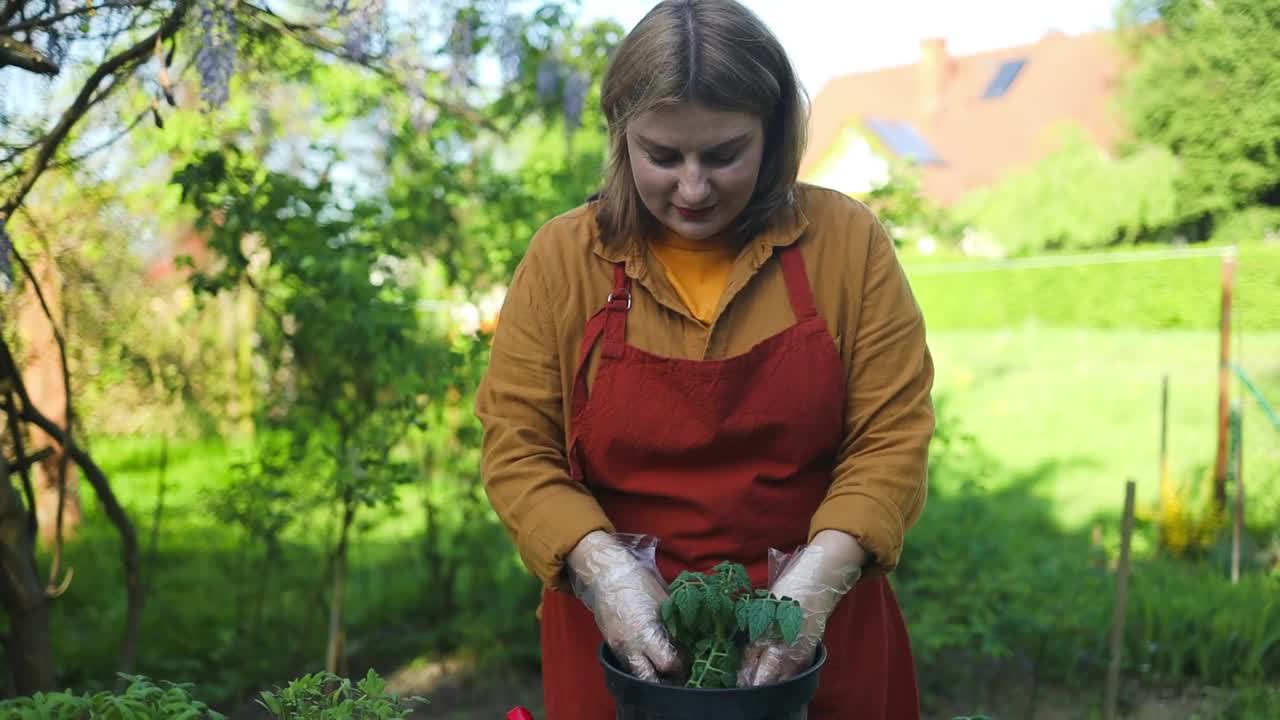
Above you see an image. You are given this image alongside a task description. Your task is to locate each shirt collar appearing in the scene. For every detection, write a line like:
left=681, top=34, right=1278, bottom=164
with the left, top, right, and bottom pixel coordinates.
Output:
left=590, top=196, right=811, bottom=279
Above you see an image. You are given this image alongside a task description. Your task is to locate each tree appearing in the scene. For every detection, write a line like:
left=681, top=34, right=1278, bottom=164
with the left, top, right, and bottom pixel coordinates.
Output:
left=164, top=3, right=621, bottom=674
left=0, top=0, right=610, bottom=694
left=1119, top=0, right=1280, bottom=234
left=956, top=126, right=1181, bottom=255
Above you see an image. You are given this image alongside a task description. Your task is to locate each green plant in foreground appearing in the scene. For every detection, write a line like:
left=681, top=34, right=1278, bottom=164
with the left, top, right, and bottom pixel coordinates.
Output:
left=0, top=670, right=423, bottom=720
left=256, top=669, right=427, bottom=719
left=0, top=674, right=226, bottom=719
left=660, top=561, right=805, bottom=689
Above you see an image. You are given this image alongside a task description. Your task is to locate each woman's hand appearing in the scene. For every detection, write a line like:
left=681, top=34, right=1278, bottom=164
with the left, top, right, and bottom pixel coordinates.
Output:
left=737, top=531, right=866, bottom=687
left=566, top=531, right=685, bottom=683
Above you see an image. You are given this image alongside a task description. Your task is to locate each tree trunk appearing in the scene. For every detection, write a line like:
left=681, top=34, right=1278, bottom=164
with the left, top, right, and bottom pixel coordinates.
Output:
left=0, top=453, right=55, bottom=695
left=325, top=494, right=356, bottom=676
left=16, top=253, right=80, bottom=546
left=6, top=369, right=144, bottom=676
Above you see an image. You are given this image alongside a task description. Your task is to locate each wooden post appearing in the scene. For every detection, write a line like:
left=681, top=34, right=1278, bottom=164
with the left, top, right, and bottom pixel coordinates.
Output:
left=1230, top=400, right=1244, bottom=584
left=1104, top=480, right=1137, bottom=720
left=1158, top=374, right=1169, bottom=521
left=1214, top=249, right=1236, bottom=510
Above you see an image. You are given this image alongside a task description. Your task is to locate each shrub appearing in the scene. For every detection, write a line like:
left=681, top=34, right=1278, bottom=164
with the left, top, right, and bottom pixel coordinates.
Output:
left=0, top=675, right=225, bottom=720
left=0, top=669, right=424, bottom=720
left=906, top=243, right=1280, bottom=331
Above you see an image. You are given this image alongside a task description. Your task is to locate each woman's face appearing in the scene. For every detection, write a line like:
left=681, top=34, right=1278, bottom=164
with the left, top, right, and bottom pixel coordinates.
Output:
left=626, top=99, right=765, bottom=242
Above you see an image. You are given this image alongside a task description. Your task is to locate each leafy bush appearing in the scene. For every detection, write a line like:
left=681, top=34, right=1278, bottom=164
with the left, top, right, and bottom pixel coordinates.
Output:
left=0, top=674, right=226, bottom=720
left=0, top=670, right=422, bottom=720
left=897, top=445, right=1111, bottom=694
left=1149, top=463, right=1230, bottom=559
left=1218, top=685, right=1280, bottom=720
left=905, top=243, right=1280, bottom=331
left=955, top=128, right=1181, bottom=255
left=256, top=669, right=426, bottom=719
left=899, top=404, right=1280, bottom=705
left=1126, top=559, right=1280, bottom=686
left=1212, top=207, right=1280, bottom=246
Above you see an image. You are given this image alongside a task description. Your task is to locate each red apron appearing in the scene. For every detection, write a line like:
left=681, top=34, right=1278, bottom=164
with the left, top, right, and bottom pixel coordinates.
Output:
left=540, top=244, right=920, bottom=719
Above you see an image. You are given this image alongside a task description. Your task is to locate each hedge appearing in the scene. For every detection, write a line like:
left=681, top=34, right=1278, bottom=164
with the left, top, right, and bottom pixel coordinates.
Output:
left=904, top=244, right=1280, bottom=331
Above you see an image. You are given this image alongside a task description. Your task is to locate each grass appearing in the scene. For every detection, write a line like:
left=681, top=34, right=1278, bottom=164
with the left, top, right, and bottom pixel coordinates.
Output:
left=926, top=327, right=1280, bottom=529
left=23, top=327, right=1280, bottom=716
left=34, top=431, right=540, bottom=709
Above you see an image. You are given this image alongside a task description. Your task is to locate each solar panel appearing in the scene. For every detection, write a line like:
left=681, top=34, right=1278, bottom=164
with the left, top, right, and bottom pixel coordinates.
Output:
left=983, top=59, right=1027, bottom=99
left=865, top=118, right=943, bottom=165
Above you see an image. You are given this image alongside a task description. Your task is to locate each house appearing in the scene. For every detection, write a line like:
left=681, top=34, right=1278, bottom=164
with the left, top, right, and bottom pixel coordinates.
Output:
left=800, top=30, right=1131, bottom=208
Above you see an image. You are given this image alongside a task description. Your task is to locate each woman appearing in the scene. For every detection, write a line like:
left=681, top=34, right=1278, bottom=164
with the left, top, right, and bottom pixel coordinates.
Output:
left=475, top=1, right=934, bottom=717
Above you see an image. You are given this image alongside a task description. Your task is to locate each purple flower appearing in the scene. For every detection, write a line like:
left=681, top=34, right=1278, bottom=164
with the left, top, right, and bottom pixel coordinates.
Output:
left=0, top=220, right=12, bottom=292
left=535, top=60, right=560, bottom=102
left=194, top=0, right=237, bottom=109
left=562, top=70, right=588, bottom=130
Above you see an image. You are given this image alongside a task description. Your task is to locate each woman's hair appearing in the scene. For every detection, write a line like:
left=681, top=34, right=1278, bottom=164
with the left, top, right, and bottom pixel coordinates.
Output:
left=593, top=0, right=809, bottom=244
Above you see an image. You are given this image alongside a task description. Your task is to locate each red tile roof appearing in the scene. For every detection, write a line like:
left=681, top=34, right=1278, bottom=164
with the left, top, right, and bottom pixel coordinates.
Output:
left=800, top=30, right=1133, bottom=206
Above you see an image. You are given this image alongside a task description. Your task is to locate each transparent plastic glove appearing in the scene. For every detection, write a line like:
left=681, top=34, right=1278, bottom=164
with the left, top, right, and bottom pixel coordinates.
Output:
left=566, top=531, right=685, bottom=683
left=737, top=531, right=865, bottom=687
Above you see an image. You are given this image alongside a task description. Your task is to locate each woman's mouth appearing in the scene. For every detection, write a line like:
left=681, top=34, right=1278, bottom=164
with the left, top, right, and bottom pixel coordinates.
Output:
left=675, top=205, right=714, bottom=220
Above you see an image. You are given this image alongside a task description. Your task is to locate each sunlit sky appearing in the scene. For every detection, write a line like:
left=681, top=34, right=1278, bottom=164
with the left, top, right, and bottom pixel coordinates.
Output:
left=578, top=0, right=1123, bottom=95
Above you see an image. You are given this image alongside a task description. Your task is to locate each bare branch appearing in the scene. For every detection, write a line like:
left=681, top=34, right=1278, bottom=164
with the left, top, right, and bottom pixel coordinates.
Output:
left=1, top=1, right=151, bottom=35
left=0, top=78, right=160, bottom=186
left=14, top=210, right=75, bottom=597
left=3, top=390, right=36, bottom=537
left=240, top=1, right=504, bottom=135
left=0, top=34, right=59, bottom=75
left=0, top=1, right=24, bottom=27
left=0, top=0, right=193, bottom=223
left=3, top=447, right=53, bottom=475
left=0, top=338, right=143, bottom=676
left=1, top=139, right=43, bottom=168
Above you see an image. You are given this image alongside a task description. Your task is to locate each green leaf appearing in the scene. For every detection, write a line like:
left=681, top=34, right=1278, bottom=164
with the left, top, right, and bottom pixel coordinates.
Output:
left=776, top=601, right=805, bottom=645
left=735, top=598, right=751, bottom=633
left=748, top=600, right=776, bottom=642
left=259, top=693, right=283, bottom=717
left=677, top=585, right=702, bottom=629
left=660, top=597, right=675, bottom=632
left=713, top=591, right=734, bottom=624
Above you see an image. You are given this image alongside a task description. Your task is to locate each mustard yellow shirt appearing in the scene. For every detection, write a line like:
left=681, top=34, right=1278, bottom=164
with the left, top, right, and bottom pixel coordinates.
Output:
left=475, top=185, right=935, bottom=591
left=648, top=229, right=739, bottom=324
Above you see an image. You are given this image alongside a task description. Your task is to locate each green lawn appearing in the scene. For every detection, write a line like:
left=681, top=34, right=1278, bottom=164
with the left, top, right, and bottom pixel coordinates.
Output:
left=927, top=327, right=1280, bottom=528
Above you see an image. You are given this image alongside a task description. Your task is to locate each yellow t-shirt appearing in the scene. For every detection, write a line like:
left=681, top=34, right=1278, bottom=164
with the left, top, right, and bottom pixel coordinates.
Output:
left=648, top=229, right=739, bottom=324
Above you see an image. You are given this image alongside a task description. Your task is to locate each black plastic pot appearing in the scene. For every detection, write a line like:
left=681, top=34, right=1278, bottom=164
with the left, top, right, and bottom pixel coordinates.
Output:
left=598, top=643, right=827, bottom=720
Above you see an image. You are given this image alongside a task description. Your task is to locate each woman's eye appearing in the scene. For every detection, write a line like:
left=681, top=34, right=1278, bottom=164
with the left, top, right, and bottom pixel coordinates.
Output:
left=705, top=153, right=738, bottom=166
left=646, top=153, right=679, bottom=167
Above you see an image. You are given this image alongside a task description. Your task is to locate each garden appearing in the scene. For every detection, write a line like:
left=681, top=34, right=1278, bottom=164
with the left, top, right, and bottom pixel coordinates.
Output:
left=1, top=0, right=1278, bottom=718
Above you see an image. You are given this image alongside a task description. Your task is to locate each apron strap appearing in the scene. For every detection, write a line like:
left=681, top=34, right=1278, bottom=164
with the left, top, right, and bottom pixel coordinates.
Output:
left=601, top=263, right=630, bottom=359
left=778, top=244, right=819, bottom=322
left=567, top=263, right=630, bottom=482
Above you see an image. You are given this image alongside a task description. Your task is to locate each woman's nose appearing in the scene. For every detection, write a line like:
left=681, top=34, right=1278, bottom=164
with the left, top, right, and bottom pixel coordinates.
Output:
left=677, top=165, right=710, bottom=205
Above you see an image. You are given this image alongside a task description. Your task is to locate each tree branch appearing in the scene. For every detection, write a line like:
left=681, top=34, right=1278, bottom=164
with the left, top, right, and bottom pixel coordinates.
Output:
left=0, top=90, right=147, bottom=186
left=0, top=338, right=144, bottom=677
left=240, top=2, right=503, bottom=135
left=0, top=0, right=24, bottom=27
left=0, top=34, right=58, bottom=75
left=13, top=210, right=75, bottom=595
left=0, top=0, right=192, bottom=223
left=0, top=1, right=151, bottom=35
left=3, top=447, right=53, bottom=475
left=3, top=390, right=36, bottom=537
left=1, top=139, right=43, bottom=168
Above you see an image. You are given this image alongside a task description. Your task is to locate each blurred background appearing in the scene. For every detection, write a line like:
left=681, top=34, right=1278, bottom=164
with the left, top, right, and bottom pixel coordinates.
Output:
left=0, top=0, right=1277, bottom=717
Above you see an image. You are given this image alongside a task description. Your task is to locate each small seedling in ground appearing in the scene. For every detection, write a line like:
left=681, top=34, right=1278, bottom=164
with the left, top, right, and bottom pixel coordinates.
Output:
left=659, top=560, right=805, bottom=689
